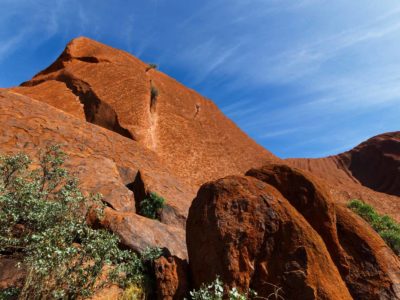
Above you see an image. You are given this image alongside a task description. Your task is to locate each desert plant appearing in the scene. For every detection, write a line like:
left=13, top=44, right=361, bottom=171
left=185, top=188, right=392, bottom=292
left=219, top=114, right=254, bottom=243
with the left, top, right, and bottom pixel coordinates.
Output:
left=0, top=287, right=20, bottom=300
left=146, top=63, right=158, bottom=71
left=151, top=85, right=159, bottom=101
left=348, top=199, right=400, bottom=254
left=0, top=146, right=162, bottom=299
left=139, top=192, right=165, bottom=220
left=189, top=277, right=258, bottom=300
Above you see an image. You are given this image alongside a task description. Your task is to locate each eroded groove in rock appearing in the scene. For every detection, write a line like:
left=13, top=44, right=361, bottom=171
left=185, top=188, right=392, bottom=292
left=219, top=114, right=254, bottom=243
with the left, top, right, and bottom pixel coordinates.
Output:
left=148, top=80, right=158, bottom=150
left=56, top=73, right=135, bottom=140
left=194, top=104, right=200, bottom=119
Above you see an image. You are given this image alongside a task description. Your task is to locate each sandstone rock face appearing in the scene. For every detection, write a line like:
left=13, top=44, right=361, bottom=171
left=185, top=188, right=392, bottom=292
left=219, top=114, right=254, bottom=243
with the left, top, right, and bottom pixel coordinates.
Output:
left=154, top=255, right=189, bottom=300
left=246, top=163, right=400, bottom=299
left=12, top=36, right=277, bottom=188
left=0, top=90, right=191, bottom=259
left=246, top=164, right=348, bottom=273
left=340, top=132, right=400, bottom=197
left=1, top=37, right=400, bottom=300
left=187, top=175, right=353, bottom=300
left=287, top=132, right=400, bottom=222
left=336, top=205, right=400, bottom=299
left=99, top=208, right=187, bottom=260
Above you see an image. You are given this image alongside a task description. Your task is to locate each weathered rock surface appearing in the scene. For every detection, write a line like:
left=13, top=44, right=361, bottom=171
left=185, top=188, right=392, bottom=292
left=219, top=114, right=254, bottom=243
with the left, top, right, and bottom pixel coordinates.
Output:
left=0, top=89, right=191, bottom=258
left=99, top=208, right=187, bottom=260
left=246, top=163, right=400, bottom=299
left=154, top=255, right=189, bottom=300
left=1, top=37, right=400, bottom=300
left=336, top=205, right=400, bottom=299
left=187, top=175, right=353, bottom=300
left=287, top=132, right=400, bottom=221
left=12, top=36, right=278, bottom=188
left=0, top=257, right=25, bottom=289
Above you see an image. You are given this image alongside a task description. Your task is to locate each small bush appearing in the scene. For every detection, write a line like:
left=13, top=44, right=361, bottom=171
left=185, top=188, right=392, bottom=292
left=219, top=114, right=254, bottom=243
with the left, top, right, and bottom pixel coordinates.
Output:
left=0, top=146, right=162, bottom=299
left=139, top=192, right=165, bottom=220
left=190, top=276, right=258, bottom=300
left=0, top=287, right=20, bottom=300
left=146, top=63, right=158, bottom=71
left=151, top=85, right=159, bottom=100
left=348, top=199, right=400, bottom=254
left=120, top=283, right=145, bottom=300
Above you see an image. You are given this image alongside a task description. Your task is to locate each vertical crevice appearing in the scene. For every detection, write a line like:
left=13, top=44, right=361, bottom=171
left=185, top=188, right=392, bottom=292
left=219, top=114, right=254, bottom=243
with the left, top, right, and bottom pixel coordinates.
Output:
left=126, top=171, right=148, bottom=214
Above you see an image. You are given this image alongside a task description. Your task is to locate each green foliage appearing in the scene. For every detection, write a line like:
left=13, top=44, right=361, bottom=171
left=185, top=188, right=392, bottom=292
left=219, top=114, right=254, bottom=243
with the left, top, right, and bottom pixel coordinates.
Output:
left=0, top=146, right=162, bottom=299
left=348, top=199, right=400, bottom=255
left=151, top=85, right=159, bottom=100
left=190, top=277, right=258, bottom=300
left=139, top=192, right=165, bottom=220
left=0, top=287, right=20, bottom=300
left=146, top=63, right=158, bottom=70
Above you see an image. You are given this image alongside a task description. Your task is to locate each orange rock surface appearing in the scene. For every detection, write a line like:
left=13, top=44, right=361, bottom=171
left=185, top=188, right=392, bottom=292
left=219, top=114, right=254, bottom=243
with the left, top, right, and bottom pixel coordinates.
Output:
left=13, top=37, right=277, bottom=189
left=287, top=131, right=400, bottom=221
left=0, top=89, right=190, bottom=258
left=1, top=36, right=399, bottom=299
left=246, top=164, right=400, bottom=299
left=187, top=175, right=353, bottom=299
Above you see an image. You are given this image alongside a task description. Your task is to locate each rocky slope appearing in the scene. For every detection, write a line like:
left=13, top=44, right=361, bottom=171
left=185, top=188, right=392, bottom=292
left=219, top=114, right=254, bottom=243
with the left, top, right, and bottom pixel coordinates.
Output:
left=11, top=37, right=277, bottom=189
left=1, top=37, right=399, bottom=299
left=287, top=132, right=400, bottom=221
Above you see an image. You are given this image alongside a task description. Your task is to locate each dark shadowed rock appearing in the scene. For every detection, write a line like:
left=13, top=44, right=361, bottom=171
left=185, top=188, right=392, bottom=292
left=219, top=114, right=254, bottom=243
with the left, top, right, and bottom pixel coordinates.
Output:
left=287, top=132, right=400, bottom=222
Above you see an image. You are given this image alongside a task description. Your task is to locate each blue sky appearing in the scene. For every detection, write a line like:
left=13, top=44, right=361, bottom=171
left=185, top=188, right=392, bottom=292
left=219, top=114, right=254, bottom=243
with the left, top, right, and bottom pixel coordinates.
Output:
left=1, top=0, right=399, bottom=158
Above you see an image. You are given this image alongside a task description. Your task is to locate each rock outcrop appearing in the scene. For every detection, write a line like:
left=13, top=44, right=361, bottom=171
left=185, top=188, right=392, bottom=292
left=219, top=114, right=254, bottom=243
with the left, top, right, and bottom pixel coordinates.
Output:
left=187, top=175, right=353, bottom=300
left=11, top=36, right=277, bottom=189
left=287, top=132, right=400, bottom=221
left=1, top=37, right=399, bottom=300
left=246, top=164, right=400, bottom=299
left=0, top=89, right=190, bottom=259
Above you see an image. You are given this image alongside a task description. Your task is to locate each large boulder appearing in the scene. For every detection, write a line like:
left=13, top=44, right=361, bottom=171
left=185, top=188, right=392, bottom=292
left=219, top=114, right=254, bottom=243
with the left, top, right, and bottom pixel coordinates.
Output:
left=187, top=175, right=352, bottom=300
left=247, top=163, right=400, bottom=300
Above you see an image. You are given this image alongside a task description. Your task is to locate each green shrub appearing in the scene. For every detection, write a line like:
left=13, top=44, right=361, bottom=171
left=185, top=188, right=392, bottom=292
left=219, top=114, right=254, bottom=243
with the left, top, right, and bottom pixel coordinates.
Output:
left=146, top=63, right=158, bottom=71
left=0, top=146, right=162, bottom=299
left=190, top=277, right=258, bottom=300
left=348, top=199, right=400, bottom=254
left=139, top=192, right=165, bottom=220
left=151, top=85, right=159, bottom=100
left=0, top=287, right=20, bottom=300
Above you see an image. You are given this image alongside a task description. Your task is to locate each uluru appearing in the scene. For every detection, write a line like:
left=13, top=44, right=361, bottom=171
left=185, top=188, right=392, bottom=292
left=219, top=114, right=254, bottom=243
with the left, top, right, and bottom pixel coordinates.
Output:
left=1, top=2, right=400, bottom=299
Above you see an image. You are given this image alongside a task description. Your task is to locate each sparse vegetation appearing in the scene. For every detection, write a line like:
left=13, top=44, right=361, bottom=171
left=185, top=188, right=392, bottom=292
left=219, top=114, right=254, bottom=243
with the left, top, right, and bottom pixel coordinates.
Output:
left=139, top=192, right=165, bottom=220
left=348, top=199, right=400, bottom=255
left=0, top=146, right=162, bottom=299
left=146, top=63, right=158, bottom=71
left=151, top=85, right=159, bottom=101
left=189, top=276, right=258, bottom=300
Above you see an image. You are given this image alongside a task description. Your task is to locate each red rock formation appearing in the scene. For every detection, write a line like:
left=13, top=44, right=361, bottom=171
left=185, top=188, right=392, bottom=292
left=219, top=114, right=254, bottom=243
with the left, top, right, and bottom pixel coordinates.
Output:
left=287, top=132, right=400, bottom=221
left=154, top=255, right=189, bottom=299
left=246, top=163, right=400, bottom=299
left=12, top=36, right=278, bottom=189
left=187, top=175, right=353, bottom=299
left=1, top=37, right=399, bottom=299
left=0, top=89, right=190, bottom=259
